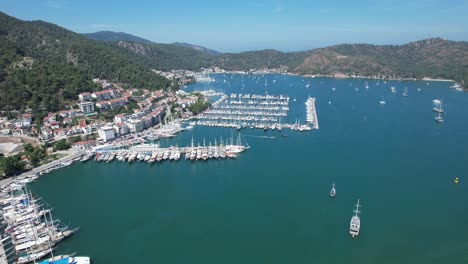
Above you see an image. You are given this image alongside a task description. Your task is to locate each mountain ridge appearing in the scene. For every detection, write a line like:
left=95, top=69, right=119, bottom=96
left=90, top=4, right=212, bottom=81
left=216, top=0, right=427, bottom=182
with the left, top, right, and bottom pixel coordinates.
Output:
left=0, top=11, right=467, bottom=112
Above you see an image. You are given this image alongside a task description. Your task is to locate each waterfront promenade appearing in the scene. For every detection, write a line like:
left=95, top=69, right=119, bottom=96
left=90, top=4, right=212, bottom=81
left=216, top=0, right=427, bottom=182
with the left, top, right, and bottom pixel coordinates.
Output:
left=0, top=148, right=82, bottom=188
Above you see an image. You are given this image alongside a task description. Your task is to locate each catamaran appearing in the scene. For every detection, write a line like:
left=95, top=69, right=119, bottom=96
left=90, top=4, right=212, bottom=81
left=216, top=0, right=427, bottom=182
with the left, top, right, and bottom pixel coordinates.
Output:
left=349, top=199, right=361, bottom=238
left=330, top=183, right=336, bottom=198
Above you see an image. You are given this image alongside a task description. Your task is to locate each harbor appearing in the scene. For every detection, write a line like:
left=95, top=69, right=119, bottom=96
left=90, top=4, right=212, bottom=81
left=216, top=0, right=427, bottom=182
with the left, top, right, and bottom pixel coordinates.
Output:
left=197, top=93, right=316, bottom=131
left=5, top=74, right=468, bottom=264
left=0, top=184, right=86, bottom=264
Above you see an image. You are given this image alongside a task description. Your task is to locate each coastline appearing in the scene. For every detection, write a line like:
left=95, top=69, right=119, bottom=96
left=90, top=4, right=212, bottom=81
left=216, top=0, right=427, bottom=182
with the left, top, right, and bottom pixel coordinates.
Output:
left=205, top=70, right=463, bottom=89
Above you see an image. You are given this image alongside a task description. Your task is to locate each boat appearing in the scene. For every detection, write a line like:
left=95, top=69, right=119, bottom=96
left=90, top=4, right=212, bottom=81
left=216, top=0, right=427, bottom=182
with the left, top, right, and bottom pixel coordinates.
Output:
left=391, top=86, right=396, bottom=93
left=39, top=255, right=91, bottom=264
left=330, top=183, right=336, bottom=198
left=402, top=87, right=408, bottom=97
left=379, top=97, right=386, bottom=104
left=349, top=199, right=361, bottom=238
left=293, top=97, right=297, bottom=102
left=455, top=177, right=459, bottom=184
left=306, top=84, right=311, bottom=88
left=433, top=99, right=444, bottom=113
left=435, top=113, right=444, bottom=123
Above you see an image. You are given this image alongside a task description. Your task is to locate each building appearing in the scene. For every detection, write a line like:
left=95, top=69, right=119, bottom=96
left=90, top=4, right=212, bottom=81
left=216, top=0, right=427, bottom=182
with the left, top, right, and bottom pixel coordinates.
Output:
left=92, top=90, right=115, bottom=101
left=79, top=102, right=95, bottom=114
left=141, top=116, right=153, bottom=129
left=78, top=119, right=87, bottom=128
left=78, top=92, right=92, bottom=101
left=0, top=116, right=8, bottom=123
left=53, top=128, right=66, bottom=138
left=114, top=123, right=130, bottom=136
left=126, top=119, right=144, bottom=133
left=95, top=101, right=110, bottom=110
left=114, top=114, right=127, bottom=124
left=72, top=140, right=96, bottom=150
left=108, top=97, right=128, bottom=109
left=98, top=126, right=116, bottom=142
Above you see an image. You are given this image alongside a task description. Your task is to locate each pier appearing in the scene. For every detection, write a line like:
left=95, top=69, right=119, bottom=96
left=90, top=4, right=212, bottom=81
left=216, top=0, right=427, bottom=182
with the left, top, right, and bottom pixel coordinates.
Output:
left=306, top=97, right=319, bottom=129
left=197, top=93, right=314, bottom=131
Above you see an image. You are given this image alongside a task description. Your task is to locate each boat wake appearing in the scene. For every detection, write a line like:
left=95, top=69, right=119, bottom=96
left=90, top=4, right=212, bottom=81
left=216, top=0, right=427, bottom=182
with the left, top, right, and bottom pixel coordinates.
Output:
left=243, top=135, right=276, bottom=139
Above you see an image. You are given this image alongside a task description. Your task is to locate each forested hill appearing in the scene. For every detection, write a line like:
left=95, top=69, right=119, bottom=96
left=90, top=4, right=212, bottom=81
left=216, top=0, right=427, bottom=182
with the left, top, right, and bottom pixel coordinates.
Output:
left=1, top=11, right=467, bottom=112
left=0, top=12, right=172, bottom=112
left=82, top=31, right=154, bottom=44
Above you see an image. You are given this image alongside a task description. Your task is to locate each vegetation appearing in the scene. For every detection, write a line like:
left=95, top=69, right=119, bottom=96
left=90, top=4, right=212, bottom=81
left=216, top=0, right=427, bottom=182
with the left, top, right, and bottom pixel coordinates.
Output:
left=1, top=11, right=467, bottom=114
left=54, top=139, right=70, bottom=151
left=188, top=99, right=211, bottom=114
left=0, top=155, right=25, bottom=177
left=0, top=143, right=50, bottom=177
left=0, top=12, right=172, bottom=111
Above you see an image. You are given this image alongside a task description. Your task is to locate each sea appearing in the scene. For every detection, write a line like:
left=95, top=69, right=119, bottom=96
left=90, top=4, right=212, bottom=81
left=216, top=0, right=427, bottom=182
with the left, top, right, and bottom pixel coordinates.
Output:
left=30, top=74, right=468, bottom=264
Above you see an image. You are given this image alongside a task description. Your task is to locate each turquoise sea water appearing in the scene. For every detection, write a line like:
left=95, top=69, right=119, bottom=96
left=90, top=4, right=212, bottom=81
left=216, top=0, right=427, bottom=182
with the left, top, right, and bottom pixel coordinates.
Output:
left=30, top=74, right=468, bottom=263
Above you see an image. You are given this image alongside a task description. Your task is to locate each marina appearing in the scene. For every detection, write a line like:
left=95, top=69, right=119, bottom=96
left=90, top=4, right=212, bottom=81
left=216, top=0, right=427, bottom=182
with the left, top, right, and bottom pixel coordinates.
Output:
left=92, top=133, right=250, bottom=163
left=197, top=93, right=316, bottom=131
left=0, top=184, right=84, bottom=263
left=13, top=74, right=468, bottom=264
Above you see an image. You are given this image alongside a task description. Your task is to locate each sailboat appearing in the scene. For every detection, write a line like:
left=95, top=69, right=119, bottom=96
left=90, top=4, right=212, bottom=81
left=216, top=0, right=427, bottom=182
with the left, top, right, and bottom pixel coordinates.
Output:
left=330, top=183, right=336, bottom=198
left=402, top=87, right=408, bottom=97
left=379, top=97, right=386, bottom=105
left=435, top=112, right=444, bottom=123
left=349, top=199, right=361, bottom=238
left=293, top=97, right=297, bottom=102
left=433, top=99, right=444, bottom=113
left=391, top=86, right=396, bottom=93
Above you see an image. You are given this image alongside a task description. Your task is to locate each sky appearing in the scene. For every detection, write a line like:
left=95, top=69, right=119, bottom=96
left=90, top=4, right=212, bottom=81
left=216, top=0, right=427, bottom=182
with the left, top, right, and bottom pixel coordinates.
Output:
left=1, top=0, right=467, bottom=52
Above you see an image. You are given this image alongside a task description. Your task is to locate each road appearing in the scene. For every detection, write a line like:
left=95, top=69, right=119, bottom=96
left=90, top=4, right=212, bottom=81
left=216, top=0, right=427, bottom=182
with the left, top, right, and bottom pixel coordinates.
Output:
left=0, top=148, right=83, bottom=188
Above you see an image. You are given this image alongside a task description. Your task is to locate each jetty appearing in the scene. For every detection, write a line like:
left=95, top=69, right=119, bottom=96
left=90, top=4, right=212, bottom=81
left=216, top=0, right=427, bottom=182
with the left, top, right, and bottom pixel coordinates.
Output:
left=91, top=133, right=250, bottom=163
left=306, top=96, right=319, bottom=129
left=197, top=93, right=314, bottom=131
left=0, top=184, right=80, bottom=263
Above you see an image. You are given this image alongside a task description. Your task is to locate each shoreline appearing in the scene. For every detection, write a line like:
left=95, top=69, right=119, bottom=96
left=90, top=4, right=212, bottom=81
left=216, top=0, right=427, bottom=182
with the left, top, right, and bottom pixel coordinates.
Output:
left=205, top=71, right=462, bottom=87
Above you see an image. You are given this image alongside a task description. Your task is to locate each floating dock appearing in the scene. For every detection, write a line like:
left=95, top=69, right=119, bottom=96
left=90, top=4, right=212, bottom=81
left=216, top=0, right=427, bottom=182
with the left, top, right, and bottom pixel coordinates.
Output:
left=306, top=97, right=319, bottom=129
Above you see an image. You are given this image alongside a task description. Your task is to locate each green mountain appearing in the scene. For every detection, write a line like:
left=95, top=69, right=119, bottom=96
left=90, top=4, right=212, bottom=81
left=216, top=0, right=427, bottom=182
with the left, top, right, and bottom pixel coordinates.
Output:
left=293, top=39, right=468, bottom=83
left=0, top=12, right=172, bottom=111
left=82, top=31, right=153, bottom=44
left=0, top=11, right=466, bottom=113
left=172, top=42, right=221, bottom=56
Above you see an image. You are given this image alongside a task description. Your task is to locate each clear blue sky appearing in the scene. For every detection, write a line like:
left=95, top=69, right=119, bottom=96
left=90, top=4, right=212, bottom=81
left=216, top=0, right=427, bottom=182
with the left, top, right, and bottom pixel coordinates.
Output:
left=1, top=0, right=467, bottom=52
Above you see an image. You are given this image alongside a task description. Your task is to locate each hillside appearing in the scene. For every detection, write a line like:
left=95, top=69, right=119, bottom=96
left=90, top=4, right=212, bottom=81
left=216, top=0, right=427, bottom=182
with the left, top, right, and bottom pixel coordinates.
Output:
left=294, top=38, right=468, bottom=83
left=0, top=12, right=172, bottom=111
left=82, top=31, right=153, bottom=44
left=0, top=11, right=467, bottom=113
left=172, top=42, right=221, bottom=55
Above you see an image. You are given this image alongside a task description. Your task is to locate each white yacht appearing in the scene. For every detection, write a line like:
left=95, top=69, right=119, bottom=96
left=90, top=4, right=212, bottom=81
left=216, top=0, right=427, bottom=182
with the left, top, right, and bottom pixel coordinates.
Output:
left=391, top=86, right=396, bottom=93
left=435, top=113, right=444, bottom=123
left=349, top=199, right=361, bottom=238
left=379, top=97, right=386, bottom=104
left=330, top=183, right=336, bottom=198
left=402, top=87, right=408, bottom=97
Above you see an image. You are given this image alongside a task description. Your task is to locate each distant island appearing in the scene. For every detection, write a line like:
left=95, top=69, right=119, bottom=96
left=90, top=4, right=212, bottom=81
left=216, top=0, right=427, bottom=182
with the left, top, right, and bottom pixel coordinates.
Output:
left=0, top=10, right=467, bottom=113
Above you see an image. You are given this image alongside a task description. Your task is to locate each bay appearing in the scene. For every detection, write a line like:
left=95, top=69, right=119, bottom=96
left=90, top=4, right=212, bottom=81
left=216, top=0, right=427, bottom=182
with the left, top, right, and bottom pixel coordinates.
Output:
left=30, top=74, right=468, bottom=263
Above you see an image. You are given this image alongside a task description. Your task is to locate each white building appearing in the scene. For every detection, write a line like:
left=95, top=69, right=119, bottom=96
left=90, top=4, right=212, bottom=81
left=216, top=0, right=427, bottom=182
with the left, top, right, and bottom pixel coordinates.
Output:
left=126, top=119, right=144, bottom=133
left=114, top=123, right=130, bottom=135
left=98, top=126, right=116, bottom=142
left=114, top=114, right=127, bottom=124
left=79, top=102, right=95, bottom=114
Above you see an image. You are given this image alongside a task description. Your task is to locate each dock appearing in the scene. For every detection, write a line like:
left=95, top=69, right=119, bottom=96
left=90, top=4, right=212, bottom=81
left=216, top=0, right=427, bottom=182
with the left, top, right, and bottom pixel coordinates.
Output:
left=197, top=93, right=314, bottom=131
left=306, top=97, right=319, bottom=129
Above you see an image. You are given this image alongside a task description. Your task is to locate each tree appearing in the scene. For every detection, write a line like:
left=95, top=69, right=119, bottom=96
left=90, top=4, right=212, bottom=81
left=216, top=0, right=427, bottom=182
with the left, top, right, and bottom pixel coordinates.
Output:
left=0, top=156, right=25, bottom=177
left=54, top=139, right=70, bottom=151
